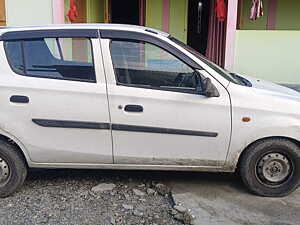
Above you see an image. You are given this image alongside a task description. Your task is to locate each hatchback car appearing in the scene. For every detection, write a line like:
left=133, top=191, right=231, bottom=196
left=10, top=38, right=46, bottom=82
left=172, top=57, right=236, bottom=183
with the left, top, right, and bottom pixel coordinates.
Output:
left=0, top=24, right=299, bottom=197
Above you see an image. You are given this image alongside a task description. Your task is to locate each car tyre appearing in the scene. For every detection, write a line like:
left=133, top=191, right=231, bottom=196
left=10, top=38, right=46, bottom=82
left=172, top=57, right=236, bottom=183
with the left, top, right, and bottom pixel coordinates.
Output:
left=239, top=138, right=300, bottom=197
left=0, top=140, right=27, bottom=197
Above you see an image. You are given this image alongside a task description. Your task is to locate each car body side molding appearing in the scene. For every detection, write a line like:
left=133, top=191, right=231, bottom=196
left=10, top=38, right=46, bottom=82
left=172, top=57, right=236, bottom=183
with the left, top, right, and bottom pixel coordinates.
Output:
left=32, top=119, right=218, bottom=137
left=32, top=119, right=110, bottom=130
left=111, top=124, right=218, bottom=137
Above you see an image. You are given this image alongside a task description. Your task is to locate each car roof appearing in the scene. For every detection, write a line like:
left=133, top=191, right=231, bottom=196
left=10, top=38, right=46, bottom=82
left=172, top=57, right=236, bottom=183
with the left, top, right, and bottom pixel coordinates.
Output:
left=0, top=23, right=170, bottom=37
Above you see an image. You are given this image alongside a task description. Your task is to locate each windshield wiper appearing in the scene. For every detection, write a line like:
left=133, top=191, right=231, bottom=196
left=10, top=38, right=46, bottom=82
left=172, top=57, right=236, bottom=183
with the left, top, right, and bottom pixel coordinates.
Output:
left=230, top=73, right=252, bottom=87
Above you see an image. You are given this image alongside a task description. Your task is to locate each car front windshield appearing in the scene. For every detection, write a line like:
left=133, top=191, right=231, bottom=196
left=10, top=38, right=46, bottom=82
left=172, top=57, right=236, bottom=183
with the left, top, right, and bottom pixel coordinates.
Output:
left=169, top=36, right=244, bottom=85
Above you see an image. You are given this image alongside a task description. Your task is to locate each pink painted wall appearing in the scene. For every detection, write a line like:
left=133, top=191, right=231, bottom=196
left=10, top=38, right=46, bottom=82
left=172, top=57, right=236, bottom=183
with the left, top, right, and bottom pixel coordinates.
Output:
left=224, top=0, right=238, bottom=71
left=52, top=0, right=65, bottom=24
left=267, top=0, right=277, bottom=30
left=162, top=0, right=170, bottom=32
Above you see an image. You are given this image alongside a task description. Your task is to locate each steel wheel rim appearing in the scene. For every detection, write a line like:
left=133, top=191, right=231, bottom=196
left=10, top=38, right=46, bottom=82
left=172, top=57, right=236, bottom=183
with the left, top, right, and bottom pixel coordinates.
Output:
left=256, top=152, right=293, bottom=185
left=0, top=157, right=10, bottom=184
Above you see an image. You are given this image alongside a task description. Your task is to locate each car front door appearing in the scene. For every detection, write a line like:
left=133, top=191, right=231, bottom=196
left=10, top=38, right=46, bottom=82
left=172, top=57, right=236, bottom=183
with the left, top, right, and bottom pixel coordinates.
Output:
left=101, top=31, right=231, bottom=167
left=0, top=29, right=112, bottom=164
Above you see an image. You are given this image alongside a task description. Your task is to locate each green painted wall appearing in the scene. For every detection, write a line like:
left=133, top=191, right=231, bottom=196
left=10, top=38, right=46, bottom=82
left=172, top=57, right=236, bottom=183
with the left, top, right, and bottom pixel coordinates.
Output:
left=239, top=0, right=300, bottom=30
left=239, top=0, right=269, bottom=30
left=169, top=0, right=188, bottom=43
left=65, top=0, right=70, bottom=23
left=146, top=0, right=163, bottom=30
left=234, top=30, right=300, bottom=84
left=87, top=0, right=104, bottom=23
left=276, top=0, right=300, bottom=30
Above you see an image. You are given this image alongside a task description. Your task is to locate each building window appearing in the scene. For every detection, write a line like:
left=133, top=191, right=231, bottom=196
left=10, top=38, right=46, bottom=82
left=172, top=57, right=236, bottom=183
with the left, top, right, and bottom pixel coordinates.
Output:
left=238, top=0, right=300, bottom=30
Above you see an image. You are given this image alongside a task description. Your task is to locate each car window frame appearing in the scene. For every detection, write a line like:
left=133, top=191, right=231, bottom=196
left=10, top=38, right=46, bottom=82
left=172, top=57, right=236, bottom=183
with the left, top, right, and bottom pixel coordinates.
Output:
left=4, top=37, right=97, bottom=83
left=109, top=39, right=202, bottom=95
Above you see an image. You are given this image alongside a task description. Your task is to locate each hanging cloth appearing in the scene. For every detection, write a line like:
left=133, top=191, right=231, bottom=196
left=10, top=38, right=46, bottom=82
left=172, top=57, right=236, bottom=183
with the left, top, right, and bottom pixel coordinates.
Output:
left=215, top=0, right=227, bottom=22
left=67, top=0, right=78, bottom=22
left=250, top=0, right=264, bottom=20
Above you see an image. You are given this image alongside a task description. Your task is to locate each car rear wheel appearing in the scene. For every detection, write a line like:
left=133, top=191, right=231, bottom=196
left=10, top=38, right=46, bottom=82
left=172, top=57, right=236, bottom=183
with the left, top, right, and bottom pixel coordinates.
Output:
left=0, top=140, right=27, bottom=197
left=239, top=138, right=300, bottom=197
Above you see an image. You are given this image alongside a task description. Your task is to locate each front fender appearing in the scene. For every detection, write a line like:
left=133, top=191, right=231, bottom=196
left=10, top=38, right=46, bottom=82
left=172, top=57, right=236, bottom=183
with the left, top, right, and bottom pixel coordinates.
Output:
left=225, top=116, right=300, bottom=171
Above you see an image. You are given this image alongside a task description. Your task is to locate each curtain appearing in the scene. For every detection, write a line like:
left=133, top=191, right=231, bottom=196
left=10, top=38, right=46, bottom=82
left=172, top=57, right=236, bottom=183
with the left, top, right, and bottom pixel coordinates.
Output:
left=139, top=0, right=146, bottom=26
left=206, top=0, right=227, bottom=67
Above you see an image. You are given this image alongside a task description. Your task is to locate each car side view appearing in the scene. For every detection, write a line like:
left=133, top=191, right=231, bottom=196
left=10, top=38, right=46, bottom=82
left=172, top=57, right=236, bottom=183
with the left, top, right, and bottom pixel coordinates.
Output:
left=0, top=24, right=299, bottom=197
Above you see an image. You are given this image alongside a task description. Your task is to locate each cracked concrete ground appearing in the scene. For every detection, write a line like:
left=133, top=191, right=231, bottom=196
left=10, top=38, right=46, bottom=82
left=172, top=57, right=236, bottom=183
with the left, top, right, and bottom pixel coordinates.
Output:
left=165, top=172, right=300, bottom=225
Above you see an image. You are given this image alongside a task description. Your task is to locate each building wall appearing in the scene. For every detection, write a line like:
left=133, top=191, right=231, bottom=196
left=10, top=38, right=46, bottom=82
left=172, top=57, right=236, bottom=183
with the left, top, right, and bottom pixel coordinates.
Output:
left=234, top=0, right=300, bottom=84
left=146, top=0, right=163, bottom=31
left=234, top=30, right=300, bottom=84
left=64, top=0, right=70, bottom=23
left=239, top=0, right=269, bottom=30
left=276, top=0, right=300, bottom=30
left=87, top=0, right=104, bottom=23
left=146, top=0, right=187, bottom=43
left=169, top=0, right=188, bottom=43
left=239, top=0, right=300, bottom=30
left=6, top=0, right=53, bottom=26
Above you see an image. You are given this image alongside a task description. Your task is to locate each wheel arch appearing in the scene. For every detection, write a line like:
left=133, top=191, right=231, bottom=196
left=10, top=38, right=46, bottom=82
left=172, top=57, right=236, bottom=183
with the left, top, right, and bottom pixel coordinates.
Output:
left=0, top=133, right=30, bottom=167
left=234, top=136, right=300, bottom=172
left=224, top=136, right=300, bottom=172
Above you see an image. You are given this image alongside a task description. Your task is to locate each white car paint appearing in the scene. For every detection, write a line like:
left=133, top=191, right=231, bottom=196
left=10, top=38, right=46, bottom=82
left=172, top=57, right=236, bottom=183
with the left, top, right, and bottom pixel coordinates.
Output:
left=237, top=73, right=300, bottom=96
left=0, top=24, right=299, bottom=172
left=0, top=37, right=113, bottom=164
left=225, top=80, right=300, bottom=170
left=101, top=38, right=231, bottom=168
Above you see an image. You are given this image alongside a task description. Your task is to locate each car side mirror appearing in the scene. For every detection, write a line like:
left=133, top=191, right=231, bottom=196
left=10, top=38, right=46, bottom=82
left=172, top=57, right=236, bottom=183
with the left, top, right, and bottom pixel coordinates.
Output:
left=201, top=77, right=220, bottom=97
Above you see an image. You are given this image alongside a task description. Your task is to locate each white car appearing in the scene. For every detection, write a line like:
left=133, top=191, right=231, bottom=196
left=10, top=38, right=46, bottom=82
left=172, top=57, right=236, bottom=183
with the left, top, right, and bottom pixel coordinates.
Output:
left=0, top=24, right=299, bottom=197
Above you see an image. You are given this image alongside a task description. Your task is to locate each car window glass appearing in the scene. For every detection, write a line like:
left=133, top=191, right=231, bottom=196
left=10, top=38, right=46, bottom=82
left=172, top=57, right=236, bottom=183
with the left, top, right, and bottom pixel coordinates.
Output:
left=45, top=38, right=61, bottom=59
left=110, top=40, right=200, bottom=91
left=169, top=36, right=244, bottom=85
left=5, top=38, right=96, bottom=82
left=4, top=41, right=24, bottom=74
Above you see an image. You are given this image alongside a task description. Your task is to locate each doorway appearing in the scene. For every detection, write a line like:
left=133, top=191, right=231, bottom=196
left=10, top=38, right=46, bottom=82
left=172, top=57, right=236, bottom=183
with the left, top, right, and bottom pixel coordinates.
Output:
left=187, top=0, right=211, bottom=55
left=110, top=0, right=140, bottom=25
left=0, top=0, right=6, bottom=26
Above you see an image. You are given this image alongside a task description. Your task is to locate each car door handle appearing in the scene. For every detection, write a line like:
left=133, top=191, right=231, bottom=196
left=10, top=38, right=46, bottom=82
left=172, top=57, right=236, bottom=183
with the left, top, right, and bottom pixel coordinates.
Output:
left=124, top=105, right=143, bottom=112
left=10, top=95, right=29, bottom=103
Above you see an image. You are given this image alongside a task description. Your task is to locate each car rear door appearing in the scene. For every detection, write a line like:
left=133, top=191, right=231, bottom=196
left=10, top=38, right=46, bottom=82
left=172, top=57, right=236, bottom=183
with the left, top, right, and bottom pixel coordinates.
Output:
left=101, top=30, right=231, bottom=167
left=0, top=29, right=113, bottom=164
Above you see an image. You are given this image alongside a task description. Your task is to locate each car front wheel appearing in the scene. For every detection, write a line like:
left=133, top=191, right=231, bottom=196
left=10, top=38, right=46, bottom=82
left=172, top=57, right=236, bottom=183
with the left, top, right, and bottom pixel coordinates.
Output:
left=239, top=138, right=300, bottom=197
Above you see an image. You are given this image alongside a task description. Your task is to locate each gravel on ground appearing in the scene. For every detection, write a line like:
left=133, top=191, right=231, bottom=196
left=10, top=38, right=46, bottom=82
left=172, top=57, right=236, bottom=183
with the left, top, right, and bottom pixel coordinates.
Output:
left=0, top=169, right=183, bottom=225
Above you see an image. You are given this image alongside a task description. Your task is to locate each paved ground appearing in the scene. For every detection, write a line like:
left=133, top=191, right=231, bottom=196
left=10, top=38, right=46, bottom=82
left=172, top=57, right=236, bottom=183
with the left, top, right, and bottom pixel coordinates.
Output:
left=166, top=172, right=300, bottom=225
